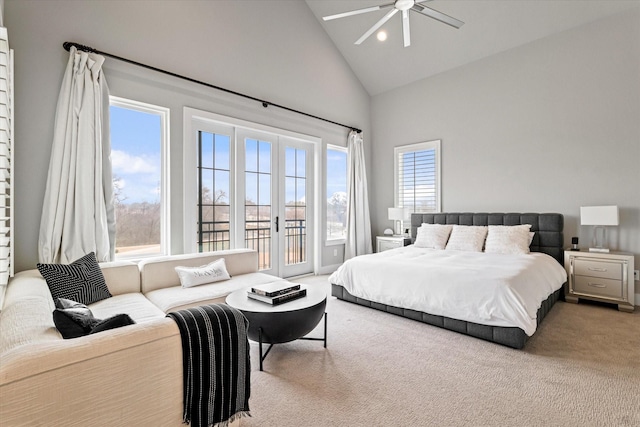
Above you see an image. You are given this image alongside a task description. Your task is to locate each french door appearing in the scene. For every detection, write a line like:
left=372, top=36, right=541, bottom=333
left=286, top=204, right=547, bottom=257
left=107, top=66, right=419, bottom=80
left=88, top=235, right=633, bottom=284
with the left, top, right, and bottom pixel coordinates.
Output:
left=236, top=130, right=313, bottom=278
left=187, top=109, right=317, bottom=278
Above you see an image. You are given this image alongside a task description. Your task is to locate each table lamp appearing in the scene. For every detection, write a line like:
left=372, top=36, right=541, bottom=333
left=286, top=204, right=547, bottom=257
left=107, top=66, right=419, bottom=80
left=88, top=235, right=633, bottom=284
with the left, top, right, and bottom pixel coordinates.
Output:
left=388, top=207, right=407, bottom=236
left=580, top=205, right=619, bottom=253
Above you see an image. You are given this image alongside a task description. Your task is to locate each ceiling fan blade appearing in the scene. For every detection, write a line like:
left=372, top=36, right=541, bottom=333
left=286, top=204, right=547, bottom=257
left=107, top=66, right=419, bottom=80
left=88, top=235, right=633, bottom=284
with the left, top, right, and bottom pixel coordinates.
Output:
left=323, top=2, right=394, bottom=21
left=355, top=8, right=398, bottom=45
left=402, top=10, right=411, bottom=47
left=412, top=4, right=464, bottom=29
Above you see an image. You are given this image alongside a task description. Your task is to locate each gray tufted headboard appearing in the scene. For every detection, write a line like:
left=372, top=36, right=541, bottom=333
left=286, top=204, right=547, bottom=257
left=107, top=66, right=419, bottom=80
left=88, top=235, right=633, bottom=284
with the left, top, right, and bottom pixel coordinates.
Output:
left=411, top=212, right=564, bottom=265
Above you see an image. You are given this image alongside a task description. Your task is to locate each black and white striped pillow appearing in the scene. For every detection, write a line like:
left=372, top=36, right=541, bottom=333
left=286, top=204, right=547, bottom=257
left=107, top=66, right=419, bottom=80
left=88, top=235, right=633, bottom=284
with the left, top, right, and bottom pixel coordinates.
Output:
left=37, top=252, right=112, bottom=305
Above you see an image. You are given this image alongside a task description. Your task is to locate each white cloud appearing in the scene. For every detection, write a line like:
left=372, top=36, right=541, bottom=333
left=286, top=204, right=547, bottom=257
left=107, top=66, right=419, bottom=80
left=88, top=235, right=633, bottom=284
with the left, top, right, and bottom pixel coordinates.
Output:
left=113, top=177, right=126, bottom=189
left=111, top=150, right=157, bottom=175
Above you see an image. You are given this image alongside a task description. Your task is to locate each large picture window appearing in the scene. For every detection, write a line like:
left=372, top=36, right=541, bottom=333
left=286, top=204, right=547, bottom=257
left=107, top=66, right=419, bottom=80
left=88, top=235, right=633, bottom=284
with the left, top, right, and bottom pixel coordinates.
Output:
left=394, top=140, right=441, bottom=214
left=110, top=97, right=169, bottom=259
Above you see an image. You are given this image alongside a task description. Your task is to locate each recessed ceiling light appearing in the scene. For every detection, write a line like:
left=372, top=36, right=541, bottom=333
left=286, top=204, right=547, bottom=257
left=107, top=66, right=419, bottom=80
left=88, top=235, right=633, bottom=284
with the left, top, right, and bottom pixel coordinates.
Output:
left=377, top=30, right=387, bottom=42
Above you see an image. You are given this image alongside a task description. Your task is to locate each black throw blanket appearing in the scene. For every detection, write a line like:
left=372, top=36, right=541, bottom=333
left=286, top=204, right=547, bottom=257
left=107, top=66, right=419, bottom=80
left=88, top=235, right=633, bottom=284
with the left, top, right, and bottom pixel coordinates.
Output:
left=167, top=304, right=251, bottom=427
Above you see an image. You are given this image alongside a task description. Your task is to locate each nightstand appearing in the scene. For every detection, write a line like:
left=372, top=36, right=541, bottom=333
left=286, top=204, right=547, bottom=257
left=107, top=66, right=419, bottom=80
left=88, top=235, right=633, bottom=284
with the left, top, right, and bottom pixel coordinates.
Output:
left=376, top=235, right=411, bottom=253
left=564, top=250, right=635, bottom=312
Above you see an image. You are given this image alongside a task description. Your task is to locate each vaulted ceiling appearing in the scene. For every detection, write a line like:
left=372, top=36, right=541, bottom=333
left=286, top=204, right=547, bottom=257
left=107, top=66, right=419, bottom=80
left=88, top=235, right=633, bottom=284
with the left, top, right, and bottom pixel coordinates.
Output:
left=305, top=0, right=640, bottom=96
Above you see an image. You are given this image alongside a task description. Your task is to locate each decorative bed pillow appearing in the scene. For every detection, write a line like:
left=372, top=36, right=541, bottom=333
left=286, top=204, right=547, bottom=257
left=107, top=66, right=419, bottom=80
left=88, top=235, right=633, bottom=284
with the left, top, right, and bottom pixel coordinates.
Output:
left=52, top=298, right=135, bottom=339
left=484, top=225, right=532, bottom=255
left=445, top=225, right=488, bottom=252
left=37, top=252, right=112, bottom=305
left=175, top=258, right=231, bottom=288
left=414, top=224, right=453, bottom=249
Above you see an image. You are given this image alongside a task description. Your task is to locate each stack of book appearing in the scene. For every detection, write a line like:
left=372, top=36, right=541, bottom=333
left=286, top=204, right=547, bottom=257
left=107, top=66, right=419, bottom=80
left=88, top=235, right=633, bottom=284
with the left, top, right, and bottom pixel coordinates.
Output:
left=247, top=281, right=307, bottom=305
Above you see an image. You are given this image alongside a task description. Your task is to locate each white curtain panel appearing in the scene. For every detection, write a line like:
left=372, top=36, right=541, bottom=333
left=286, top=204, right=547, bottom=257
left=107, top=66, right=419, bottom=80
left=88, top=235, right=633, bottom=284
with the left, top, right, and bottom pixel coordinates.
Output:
left=344, top=130, right=372, bottom=260
left=38, top=46, right=115, bottom=264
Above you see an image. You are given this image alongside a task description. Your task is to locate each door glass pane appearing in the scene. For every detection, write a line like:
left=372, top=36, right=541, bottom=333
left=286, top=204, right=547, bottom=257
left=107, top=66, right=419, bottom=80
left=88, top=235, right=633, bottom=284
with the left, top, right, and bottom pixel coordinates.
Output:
left=285, top=147, right=306, bottom=266
left=198, top=131, right=230, bottom=252
left=245, top=139, right=272, bottom=270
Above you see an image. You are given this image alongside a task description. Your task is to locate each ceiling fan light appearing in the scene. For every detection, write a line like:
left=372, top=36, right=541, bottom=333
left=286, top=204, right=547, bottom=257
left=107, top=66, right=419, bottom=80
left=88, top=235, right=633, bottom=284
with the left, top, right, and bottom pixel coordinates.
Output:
left=377, top=30, right=388, bottom=41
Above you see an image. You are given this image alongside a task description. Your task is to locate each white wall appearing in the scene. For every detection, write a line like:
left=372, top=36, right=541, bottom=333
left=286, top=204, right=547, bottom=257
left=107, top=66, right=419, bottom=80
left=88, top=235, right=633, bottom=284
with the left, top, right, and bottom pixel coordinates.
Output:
left=371, top=10, right=640, bottom=297
left=5, top=0, right=370, bottom=272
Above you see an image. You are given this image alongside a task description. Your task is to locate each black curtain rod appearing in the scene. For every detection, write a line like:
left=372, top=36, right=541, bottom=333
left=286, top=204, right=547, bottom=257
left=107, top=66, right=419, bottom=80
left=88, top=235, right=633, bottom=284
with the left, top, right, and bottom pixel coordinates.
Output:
left=63, top=41, right=362, bottom=134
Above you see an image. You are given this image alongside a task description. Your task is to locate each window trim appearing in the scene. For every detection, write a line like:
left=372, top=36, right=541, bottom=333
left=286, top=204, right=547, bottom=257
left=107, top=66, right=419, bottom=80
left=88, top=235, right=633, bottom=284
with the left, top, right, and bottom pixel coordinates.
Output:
left=325, top=144, right=348, bottom=245
left=110, top=96, right=171, bottom=260
left=393, top=139, right=441, bottom=217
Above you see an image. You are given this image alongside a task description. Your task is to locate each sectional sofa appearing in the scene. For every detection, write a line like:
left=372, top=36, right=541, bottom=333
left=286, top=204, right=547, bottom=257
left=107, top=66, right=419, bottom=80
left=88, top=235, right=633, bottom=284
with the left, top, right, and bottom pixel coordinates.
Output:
left=0, top=248, right=274, bottom=426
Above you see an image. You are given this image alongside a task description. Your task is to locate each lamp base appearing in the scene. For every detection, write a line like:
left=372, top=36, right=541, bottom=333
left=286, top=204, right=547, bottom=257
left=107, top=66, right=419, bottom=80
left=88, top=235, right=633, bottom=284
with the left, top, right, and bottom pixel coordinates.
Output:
left=588, top=247, right=610, bottom=253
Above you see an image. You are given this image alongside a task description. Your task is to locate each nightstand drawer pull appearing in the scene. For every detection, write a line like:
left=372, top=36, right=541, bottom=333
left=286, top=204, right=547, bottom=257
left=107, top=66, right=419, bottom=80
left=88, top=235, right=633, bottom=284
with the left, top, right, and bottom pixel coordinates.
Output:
left=574, top=259, right=622, bottom=280
left=587, top=282, right=606, bottom=288
left=573, top=275, right=623, bottom=299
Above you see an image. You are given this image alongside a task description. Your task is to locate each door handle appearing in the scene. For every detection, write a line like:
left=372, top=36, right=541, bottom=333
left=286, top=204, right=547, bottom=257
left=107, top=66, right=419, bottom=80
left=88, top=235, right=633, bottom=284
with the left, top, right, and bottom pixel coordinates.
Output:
left=275, top=216, right=279, bottom=232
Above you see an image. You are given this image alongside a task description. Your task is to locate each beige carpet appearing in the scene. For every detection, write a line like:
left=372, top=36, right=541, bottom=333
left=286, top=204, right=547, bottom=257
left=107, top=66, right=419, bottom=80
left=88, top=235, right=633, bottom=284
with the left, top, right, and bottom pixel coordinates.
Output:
left=242, top=275, right=640, bottom=427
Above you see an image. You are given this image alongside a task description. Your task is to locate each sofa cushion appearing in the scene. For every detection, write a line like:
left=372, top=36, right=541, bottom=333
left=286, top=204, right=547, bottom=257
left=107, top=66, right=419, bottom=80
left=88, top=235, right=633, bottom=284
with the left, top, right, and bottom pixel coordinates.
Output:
left=139, top=249, right=258, bottom=293
left=145, top=272, right=277, bottom=313
left=99, top=260, right=142, bottom=295
left=89, top=293, right=166, bottom=324
left=37, top=252, right=112, bottom=305
left=0, top=296, right=60, bottom=354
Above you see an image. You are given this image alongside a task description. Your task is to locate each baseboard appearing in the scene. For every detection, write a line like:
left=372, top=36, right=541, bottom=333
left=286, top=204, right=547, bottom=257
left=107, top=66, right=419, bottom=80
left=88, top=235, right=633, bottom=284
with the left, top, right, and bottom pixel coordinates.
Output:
left=317, top=263, right=341, bottom=275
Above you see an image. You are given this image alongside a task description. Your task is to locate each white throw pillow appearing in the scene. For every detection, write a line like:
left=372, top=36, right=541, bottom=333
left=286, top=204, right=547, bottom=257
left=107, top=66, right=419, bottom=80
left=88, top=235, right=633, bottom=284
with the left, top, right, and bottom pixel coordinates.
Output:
left=175, top=258, right=231, bottom=288
left=484, top=225, right=532, bottom=255
left=414, top=224, right=453, bottom=250
left=445, top=225, right=488, bottom=252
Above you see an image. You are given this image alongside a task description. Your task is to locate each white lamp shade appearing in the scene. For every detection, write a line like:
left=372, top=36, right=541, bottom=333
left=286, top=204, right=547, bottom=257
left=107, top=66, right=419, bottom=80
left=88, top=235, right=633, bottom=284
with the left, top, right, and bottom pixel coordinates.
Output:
left=388, top=207, right=407, bottom=221
left=580, top=206, right=619, bottom=226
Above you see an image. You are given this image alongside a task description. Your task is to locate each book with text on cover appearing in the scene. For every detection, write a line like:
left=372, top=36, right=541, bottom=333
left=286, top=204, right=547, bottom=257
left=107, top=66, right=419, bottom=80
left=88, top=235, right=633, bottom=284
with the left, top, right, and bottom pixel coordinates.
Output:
left=247, top=287, right=307, bottom=305
left=250, top=280, right=301, bottom=297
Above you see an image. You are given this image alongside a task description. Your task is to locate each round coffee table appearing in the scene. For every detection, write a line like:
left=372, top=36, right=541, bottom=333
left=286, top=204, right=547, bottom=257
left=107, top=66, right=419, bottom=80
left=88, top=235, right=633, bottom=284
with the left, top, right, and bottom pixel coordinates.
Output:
left=226, top=284, right=327, bottom=371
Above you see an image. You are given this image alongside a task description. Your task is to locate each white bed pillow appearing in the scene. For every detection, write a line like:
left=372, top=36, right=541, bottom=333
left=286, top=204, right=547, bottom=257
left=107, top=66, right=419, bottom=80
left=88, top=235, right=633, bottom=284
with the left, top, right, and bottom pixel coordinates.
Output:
left=414, top=224, right=453, bottom=249
left=445, top=225, right=488, bottom=252
left=175, top=258, right=231, bottom=288
left=484, top=225, right=533, bottom=255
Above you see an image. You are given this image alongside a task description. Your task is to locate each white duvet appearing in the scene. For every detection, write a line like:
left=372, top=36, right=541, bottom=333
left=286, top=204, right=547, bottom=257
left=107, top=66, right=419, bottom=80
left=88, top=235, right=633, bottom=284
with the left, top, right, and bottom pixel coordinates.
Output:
left=328, top=245, right=567, bottom=336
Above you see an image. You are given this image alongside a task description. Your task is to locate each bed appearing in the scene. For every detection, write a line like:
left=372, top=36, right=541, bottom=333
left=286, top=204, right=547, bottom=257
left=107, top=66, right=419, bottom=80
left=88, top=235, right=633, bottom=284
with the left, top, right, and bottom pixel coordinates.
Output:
left=330, top=213, right=567, bottom=349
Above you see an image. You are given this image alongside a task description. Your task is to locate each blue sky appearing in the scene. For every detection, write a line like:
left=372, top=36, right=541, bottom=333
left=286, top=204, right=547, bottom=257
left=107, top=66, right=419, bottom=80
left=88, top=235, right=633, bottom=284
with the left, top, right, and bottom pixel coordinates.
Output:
left=326, top=149, right=347, bottom=199
left=110, top=105, right=161, bottom=204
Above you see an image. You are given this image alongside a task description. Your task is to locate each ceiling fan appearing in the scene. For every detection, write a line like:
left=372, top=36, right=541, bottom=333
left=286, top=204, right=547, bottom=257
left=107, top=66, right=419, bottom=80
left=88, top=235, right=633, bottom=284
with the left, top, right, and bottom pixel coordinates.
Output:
left=322, top=0, right=464, bottom=48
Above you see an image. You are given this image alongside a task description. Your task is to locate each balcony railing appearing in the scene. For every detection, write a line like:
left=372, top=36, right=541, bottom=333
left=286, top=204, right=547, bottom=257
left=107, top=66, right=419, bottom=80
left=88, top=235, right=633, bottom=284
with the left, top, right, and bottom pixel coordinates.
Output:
left=198, top=219, right=306, bottom=270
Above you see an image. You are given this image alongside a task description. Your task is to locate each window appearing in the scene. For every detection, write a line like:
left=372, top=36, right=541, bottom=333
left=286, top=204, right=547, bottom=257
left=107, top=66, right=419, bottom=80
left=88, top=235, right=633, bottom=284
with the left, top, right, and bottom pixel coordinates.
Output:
left=109, top=97, right=169, bottom=259
left=326, top=145, right=347, bottom=241
left=394, top=140, right=441, bottom=216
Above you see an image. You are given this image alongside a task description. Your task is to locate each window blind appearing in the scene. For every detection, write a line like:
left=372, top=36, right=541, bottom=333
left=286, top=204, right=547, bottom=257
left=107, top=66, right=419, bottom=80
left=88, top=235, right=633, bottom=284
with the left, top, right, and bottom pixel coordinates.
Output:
left=0, top=26, right=14, bottom=292
left=397, top=148, right=439, bottom=212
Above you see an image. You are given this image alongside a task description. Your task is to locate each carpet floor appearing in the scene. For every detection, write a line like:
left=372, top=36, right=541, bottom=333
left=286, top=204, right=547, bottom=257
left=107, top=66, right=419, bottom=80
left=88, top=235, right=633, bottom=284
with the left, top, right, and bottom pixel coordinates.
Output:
left=241, top=275, right=640, bottom=427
